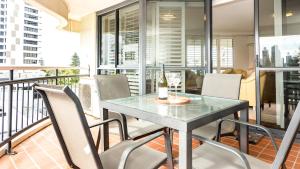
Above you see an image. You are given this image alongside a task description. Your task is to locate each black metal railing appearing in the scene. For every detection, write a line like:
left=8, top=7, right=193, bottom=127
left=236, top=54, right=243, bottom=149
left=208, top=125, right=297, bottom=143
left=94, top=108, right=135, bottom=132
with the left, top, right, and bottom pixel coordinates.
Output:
left=0, top=67, right=89, bottom=154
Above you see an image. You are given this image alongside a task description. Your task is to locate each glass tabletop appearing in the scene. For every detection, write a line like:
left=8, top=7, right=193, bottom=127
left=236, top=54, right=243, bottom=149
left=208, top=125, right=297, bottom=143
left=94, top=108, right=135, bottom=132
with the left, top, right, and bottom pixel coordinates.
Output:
left=106, top=93, right=245, bottom=122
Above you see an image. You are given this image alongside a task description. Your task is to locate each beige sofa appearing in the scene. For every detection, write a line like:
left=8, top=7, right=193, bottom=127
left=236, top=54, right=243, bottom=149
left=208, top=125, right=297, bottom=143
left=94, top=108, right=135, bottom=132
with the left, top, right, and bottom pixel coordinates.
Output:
left=223, top=69, right=275, bottom=107
left=239, top=72, right=266, bottom=107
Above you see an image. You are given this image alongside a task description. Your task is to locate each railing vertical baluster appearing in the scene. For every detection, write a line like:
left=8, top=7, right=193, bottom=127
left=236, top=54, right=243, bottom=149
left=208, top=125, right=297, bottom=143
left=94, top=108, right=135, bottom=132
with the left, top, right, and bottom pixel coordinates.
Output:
left=26, top=82, right=30, bottom=126
left=7, top=70, right=16, bottom=155
left=0, top=70, right=88, bottom=151
left=31, top=84, right=35, bottom=124
left=41, top=80, right=45, bottom=118
left=55, top=69, right=58, bottom=85
left=2, top=86, right=5, bottom=141
left=21, top=83, right=24, bottom=129
left=36, top=81, right=39, bottom=121
left=15, top=84, right=19, bottom=132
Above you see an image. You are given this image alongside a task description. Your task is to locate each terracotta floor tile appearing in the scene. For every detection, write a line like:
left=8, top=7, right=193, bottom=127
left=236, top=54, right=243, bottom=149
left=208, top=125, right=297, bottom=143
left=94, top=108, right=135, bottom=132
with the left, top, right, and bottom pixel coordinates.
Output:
left=1, top=120, right=300, bottom=169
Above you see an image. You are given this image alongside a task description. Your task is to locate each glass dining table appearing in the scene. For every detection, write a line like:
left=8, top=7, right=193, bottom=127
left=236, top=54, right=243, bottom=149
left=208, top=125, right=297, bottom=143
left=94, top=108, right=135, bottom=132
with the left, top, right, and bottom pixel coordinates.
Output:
left=99, top=93, right=249, bottom=169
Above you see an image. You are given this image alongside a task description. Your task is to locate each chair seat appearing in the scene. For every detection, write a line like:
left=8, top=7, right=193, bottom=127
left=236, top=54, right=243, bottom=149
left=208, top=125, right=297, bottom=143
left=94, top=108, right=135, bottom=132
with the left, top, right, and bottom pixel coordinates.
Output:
left=192, top=144, right=271, bottom=169
left=100, top=140, right=167, bottom=169
left=127, top=120, right=164, bottom=139
left=109, top=117, right=164, bottom=139
left=192, top=118, right=235, bottom=139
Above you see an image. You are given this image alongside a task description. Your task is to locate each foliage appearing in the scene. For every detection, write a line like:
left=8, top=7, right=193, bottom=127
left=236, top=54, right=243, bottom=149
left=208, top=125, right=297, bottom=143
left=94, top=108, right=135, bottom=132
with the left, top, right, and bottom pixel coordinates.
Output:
left=42, top=52, right=81, bottom=86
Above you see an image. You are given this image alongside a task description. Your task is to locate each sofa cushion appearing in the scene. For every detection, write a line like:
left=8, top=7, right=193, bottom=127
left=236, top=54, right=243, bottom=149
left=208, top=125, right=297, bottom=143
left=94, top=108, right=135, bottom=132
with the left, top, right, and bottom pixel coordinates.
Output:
left=223, top=69, right=247, bottom=79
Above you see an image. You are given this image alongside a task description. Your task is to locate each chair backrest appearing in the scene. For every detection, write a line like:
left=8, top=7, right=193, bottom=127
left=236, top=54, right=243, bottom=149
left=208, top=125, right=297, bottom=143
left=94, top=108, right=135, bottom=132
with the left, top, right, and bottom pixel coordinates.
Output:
left=272, top=102, right=300, bottom=169
left=34, top=84, right=102, bottom=169
left=202, top=73, right=242, bottom=99
left=94, top=75, right=131, bottom=100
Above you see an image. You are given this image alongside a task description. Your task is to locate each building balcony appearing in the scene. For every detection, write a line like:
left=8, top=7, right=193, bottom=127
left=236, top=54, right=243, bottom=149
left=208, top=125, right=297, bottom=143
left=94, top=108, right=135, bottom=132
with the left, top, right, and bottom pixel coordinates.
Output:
left=0, top=66, right=299, bottom=169
left=1, top=0, right=300, bottom=168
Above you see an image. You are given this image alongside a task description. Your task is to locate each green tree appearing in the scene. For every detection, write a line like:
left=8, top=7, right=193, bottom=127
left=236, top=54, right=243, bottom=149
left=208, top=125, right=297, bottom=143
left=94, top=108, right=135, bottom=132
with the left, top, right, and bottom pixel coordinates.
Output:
left=60, top=52, right=81, bottom=85
left=42, top=52, right=81, bottom=85
left=71, top=52, right=80, bottom=67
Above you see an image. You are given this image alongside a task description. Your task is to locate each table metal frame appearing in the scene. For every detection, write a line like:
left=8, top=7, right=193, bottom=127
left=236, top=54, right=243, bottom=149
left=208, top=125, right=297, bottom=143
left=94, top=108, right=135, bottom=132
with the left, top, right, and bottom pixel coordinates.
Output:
left=100, top=96, right=249, bottom=169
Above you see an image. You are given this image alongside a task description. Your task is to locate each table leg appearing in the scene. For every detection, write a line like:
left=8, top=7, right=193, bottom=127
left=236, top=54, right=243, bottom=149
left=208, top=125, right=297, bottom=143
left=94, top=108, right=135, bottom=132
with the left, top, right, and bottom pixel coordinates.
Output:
left=240, top=108, right=249, bottom=154
left=100, top=108, right=109, bottom=152
left=179, top=130, right=192, bottom=169
left=120, top=114, right=129, bottom=140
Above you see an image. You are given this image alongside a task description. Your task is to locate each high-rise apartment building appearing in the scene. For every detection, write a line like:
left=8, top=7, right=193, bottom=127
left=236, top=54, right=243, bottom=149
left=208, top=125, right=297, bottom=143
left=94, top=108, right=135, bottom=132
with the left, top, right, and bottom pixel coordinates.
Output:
left=0, top=0, right=42, bottom=65
left=0, top=0, right=7, bottom=64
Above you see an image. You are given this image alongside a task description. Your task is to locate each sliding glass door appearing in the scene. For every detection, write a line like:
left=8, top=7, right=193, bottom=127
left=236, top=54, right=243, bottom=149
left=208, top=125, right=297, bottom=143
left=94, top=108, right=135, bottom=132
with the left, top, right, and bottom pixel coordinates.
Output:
left=99, top=4, right=140, bottom=95
left=146, top=0, right=206, bottom=94
left=257, top=0, right=300, bottom=130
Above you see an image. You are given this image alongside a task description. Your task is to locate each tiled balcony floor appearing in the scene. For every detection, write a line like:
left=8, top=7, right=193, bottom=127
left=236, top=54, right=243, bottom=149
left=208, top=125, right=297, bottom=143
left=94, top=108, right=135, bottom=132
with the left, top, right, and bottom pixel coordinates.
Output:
left=1, top=120, right=300, bottom=169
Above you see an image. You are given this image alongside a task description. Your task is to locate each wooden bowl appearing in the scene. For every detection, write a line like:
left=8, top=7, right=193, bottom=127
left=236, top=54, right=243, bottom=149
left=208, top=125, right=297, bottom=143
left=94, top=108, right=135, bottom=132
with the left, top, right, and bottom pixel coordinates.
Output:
left=155, top=95, right=191, bottom=105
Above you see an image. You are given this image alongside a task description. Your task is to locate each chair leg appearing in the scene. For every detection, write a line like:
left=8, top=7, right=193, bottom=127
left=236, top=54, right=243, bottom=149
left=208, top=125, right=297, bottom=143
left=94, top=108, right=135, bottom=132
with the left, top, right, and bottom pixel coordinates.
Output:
left=96, top=126, right=101, bottom=151
left=169, top=128, right=174, bottom=145
left=164, top=129, right=174, bottom=169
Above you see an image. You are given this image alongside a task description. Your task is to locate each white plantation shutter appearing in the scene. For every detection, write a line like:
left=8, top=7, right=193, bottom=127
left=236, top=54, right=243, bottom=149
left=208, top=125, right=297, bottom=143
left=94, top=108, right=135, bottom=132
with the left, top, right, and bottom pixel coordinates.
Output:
left=212, top=39, right=218, bottom=68
left=119, top=5, right=140, bottom=95
left=119, top=5, right=139, bottom=65
left=156, top=3, right=185, bottom=67
left=212, top=38, right=233, bottom=72
left=220, top=39, right=233, bottom=68
left=102, top=14, right=115, bottom=65
left=122, top=70, right=139, bottom=95
left=154, top=3, right=185, bottom=92
left=187, top=37, right=202, bottom=67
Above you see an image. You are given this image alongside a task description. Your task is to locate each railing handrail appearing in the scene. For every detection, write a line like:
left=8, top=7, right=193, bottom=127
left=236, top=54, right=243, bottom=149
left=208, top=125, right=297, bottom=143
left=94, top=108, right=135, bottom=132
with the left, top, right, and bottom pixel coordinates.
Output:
left=0, top=66, right=89, bottom=71
left=0, top=68, right=89, bottom=154
left=0, top=74, right=89, bottom=86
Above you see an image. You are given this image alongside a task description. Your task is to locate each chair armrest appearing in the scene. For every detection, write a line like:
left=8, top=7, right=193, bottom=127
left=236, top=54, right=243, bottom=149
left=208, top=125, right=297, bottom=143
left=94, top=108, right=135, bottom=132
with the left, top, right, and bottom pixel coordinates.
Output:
left=117, top=132, right=164, bottom=169
left=217, top=119, right=278, bottom=152
left=89, top=118, right=124, bottom=141
left=198, top=136, right=251, bottom=169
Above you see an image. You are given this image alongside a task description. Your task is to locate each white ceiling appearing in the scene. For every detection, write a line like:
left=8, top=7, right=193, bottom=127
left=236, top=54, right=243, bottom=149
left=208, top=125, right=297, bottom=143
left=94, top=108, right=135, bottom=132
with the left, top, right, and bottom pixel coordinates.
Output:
left=64, top=0, right=255, bottom=35
left=213, top=0, right=254, bottom=35
left=64, top=0, right=125, bottom=20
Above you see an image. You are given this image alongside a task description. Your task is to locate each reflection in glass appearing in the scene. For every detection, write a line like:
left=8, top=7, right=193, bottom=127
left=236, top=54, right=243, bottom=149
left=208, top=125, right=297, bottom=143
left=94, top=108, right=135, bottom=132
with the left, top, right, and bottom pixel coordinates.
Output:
left=119, top=4, right=139, bottom=66
left=101, top=13, right=116, bottom=66
left=259, top=0, right=300, bottom=130
left=212, top=38, right=234, bottom=72
left=146, top=69, right=204, bottom=94
left=259, top=0, right=300, bottom=68
left=120, top=69, right=139, bottom=95
left=146, top=0, right=206, bottom=94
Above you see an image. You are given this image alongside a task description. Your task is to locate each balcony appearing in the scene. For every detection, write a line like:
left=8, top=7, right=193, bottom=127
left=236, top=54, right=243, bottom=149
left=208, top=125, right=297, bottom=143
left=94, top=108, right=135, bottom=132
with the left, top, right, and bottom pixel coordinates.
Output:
left=1, top=119, right=300, bottom=169
left=1, top=0, right=300, bottom=169
left=0, top=67, right=299, bottom=169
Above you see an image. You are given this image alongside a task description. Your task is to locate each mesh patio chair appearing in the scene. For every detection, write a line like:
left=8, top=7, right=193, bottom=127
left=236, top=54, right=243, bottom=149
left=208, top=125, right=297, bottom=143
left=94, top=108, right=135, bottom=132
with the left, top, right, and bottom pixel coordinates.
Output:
left=94, top=75, right=166, bottom=140
left=192, top=73, right=242, bottom=139
left=34, top=84, right=173, bottom=169
left=191, top=102, right=300, bottom=169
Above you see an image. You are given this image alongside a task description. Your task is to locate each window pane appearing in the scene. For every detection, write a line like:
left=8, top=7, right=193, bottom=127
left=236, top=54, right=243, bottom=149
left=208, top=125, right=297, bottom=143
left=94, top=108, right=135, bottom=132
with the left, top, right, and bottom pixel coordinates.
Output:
left=259, top=0, right=300, bottom=68
left=146, top=0, right=206, bottom=94
left=259, top=0, right=300, bottom=130
left=101, top=13, right=116, bottom=66
left=119, top=4, right=139, bottom=66
left=146, top=69, right=205, bottom=94
left=120, top=69, right=139, bottom=95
